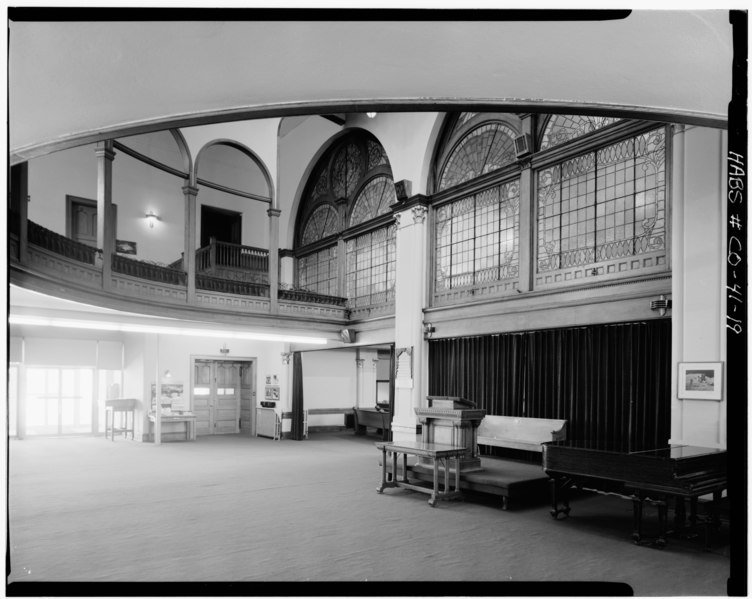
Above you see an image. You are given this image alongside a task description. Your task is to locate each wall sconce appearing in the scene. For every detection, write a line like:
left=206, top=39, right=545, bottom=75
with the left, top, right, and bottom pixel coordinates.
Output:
left=281, top=352, right=292, bottom=365
left=220, top=344, right=230, bottom=355
left=423, top=323, right=435, bottom=338
left=366, top=112, right=377, bottom=119
left=145, top=211, right=160, bottom=228
left=650, top=295, right=672, bottom=317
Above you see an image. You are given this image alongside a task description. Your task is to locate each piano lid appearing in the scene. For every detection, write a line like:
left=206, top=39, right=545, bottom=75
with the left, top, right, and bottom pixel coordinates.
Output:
left=545, top=440, right=725, bottom=459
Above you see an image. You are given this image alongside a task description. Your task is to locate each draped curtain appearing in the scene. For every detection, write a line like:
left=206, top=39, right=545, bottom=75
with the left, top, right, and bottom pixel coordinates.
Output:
left=291, top=351, right=305, bottom=440
left=428, top=320, right=671, bottom=452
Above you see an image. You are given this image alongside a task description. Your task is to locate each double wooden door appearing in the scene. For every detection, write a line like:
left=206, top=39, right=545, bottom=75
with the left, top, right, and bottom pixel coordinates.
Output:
left=193, top=359, right=253, bottom=435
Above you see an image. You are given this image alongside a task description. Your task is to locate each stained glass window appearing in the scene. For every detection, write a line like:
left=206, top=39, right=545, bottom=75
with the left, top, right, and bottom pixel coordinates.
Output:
left=438, top=123, right=518, bottom=191
left=435, top=180, right=520, bottom=290
left=349, top=176, right=397, bottom=227
left=537, top=128, right=666, bottom=272
left=298, top=246, right=339, bottom=296
left=540, top=115, right=620, bottom=150
left=345, top=225, right=396, bottom=307
left=331, top=143, right=363, bottom=199
left=300, top=204, right=339, bottom=246
left=296, top=131, right=395, bottom=303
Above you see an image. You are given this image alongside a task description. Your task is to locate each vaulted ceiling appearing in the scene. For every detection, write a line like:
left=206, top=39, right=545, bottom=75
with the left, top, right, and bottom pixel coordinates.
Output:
left=9, top=10, right=735, bottom=164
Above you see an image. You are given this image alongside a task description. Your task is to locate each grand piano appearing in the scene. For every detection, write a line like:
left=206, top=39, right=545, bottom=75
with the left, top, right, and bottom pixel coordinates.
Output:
left=542, top=441, right=727, bottom=548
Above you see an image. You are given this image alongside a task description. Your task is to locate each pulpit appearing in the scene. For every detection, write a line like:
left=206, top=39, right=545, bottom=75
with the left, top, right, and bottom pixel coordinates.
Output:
left=414, top=396, right=486, bottom=472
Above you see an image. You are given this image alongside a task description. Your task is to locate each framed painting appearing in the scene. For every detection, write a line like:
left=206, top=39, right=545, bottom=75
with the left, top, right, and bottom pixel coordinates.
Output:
left=678, top=362, right=723, bottom=400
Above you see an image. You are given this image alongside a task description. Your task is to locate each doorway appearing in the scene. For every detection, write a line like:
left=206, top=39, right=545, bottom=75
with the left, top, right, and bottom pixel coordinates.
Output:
left=65, top=195, right=118, bottom=247
left=192, top=358, right=255, bottom=436
left=200, top=205, right=242, bottom=247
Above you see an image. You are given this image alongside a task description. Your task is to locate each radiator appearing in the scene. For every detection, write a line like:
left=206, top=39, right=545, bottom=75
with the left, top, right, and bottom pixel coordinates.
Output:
left=256, top=407, right=280, bottom=440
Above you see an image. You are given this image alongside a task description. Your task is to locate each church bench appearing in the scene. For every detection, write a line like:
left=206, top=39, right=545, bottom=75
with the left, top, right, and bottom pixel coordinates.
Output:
left=476, top=415, right=567, bottom=453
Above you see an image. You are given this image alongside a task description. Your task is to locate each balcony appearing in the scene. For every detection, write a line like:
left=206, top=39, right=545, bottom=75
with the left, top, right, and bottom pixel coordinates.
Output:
left=10, top=221, right=350, bottom=325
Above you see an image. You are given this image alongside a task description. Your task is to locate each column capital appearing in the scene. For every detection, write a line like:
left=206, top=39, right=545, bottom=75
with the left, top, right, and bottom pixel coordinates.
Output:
left=95, top=140, right=116, bottom=161
left=267, top=207, right=282, bottom=218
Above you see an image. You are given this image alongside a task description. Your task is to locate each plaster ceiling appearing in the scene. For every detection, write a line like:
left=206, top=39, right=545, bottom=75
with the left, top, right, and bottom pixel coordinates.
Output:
left=8, top=10, right=735, bottom=164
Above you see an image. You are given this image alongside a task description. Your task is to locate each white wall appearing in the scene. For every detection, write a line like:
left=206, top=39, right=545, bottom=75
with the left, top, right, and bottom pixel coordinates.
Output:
left=671, top=125, right=728, bottom=449
left=301, top=349, right=357, bottom=428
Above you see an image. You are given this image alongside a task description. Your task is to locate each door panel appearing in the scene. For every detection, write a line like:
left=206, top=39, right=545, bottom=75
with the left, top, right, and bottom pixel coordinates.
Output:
left=193, top=359, right=248, bottom=435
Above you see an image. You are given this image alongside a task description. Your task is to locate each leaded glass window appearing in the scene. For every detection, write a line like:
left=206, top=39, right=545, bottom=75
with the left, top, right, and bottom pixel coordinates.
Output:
left=300, top=204, right=339, bottom=246
left=537, top=128, right=666, bottom=272
left=298, top=246, right=339, bottom=296
left=435, top=179, right=520, bottom=290
left=345, top=225, right=396, bottom=307
left=331, top=143, right=363, bottom=198
left=349, top=175, right=397, bottom=227
left=295, top=130, right=395, bottom=304
left=540, top=115, right=620, bottom=150
left=437, top=123, right=518, bottom=191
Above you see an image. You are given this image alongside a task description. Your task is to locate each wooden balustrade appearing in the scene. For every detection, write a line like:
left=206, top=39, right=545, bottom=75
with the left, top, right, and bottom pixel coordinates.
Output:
left=112, top=254, right=186, bottom=286
left=196, top=238, right=269, bottom=274
left=196, top=274, right=270, bottom=297
left=26, top=220, right=100, bottom=265
left=20, top=220, right=348, bottom=315
left=278, top=287, right=348, bottom=307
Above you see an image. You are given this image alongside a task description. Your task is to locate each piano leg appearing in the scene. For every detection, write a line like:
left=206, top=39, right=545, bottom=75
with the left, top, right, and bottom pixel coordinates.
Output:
left=655, top=499, right=668, bottom=548
left=549, top=477, right=571, bottom=519
left=631, top=495, right=643, bottom=544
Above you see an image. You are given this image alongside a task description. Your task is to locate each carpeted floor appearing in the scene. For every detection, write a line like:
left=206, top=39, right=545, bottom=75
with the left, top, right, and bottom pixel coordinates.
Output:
left=6, top=431, right=733, bottom=596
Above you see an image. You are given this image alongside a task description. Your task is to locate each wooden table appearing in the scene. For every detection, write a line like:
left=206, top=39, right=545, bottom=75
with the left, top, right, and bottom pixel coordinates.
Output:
left=376, top=440, right=467, bottom=507
left=149, top=414, right=197, bottom=441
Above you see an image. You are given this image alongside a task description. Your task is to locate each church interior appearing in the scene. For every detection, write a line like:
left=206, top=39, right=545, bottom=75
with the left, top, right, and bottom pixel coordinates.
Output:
left=6, top=9, right=746, bottom=596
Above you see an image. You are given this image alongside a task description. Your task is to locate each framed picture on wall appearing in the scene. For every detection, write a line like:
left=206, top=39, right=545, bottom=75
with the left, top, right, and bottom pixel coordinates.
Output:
left=678, top=362, right=723, bottom=400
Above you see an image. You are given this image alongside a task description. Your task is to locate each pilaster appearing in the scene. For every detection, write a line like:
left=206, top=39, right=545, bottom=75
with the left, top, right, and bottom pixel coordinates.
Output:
left=390, top=194, right=431, bottom=442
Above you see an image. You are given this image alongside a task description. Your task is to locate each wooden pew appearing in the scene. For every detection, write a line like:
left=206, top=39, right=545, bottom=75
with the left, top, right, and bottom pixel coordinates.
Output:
left=476, top=415, right=567, bottom=453
left=353, top=406, right=391, bottom=440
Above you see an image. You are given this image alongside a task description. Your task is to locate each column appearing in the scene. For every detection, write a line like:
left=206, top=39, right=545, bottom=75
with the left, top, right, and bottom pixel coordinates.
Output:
left=390, top=196, right=430, bottom=443
left=183, top=184, right=199, bottom=303
left=268, top=207, right=282, bottom=313
left=517, top=114, right=534, bottom=292
left=96, top=140, right=116, bottom=290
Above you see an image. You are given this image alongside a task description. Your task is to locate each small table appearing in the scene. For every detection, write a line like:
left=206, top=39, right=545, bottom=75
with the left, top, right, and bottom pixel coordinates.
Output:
left=149, top=414, right=197, bottom=441
left=105, top=399, right=136, bottom=441
left=376, top=440, right=467, bottom=507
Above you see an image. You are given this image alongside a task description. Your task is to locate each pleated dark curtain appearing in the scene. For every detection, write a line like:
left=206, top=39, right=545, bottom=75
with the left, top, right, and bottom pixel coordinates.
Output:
left=429, top=320, right=671, bottom=452
left=291, top=351, right=306, bottom=440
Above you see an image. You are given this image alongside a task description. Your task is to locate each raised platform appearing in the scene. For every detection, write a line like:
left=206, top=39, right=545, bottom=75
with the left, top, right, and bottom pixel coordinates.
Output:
left=381, top=454, right=549, bottom=510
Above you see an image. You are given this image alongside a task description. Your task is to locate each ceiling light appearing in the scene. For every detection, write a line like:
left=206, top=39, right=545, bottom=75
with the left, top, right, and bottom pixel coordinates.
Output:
left=8, top=314, right=328, bottom=344
left=145, top=211, right=160, bottom=228
left=366, top=112, right=377, bottom=119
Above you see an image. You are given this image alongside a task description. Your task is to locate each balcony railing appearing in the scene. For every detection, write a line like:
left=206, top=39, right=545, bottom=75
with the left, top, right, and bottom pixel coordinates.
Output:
left=112, top=254, right=187, bottom=286
left=15, top=219, right=351, bottom=321
left=196, top=239, right=269, bottom=277
left=26, top=220, right=100, bottom=265
left=279, top=286, right=348, bottom=307
left=197, top=273, right=270, bottom=297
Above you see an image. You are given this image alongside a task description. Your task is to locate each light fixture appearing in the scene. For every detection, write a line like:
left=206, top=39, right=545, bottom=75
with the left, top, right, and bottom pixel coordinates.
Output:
left=423, top=323, right=435, bottom=338
left=650, top=295, right=672, bottom=317
left=366, top=112, right=377, bottom=119
left=145, top=211, right=160, bottom=228
left=163, top=370, right=172, bottom=379
left=220, top=344, right=230, bottom=354
left=9, top=314, right=329, bottom=344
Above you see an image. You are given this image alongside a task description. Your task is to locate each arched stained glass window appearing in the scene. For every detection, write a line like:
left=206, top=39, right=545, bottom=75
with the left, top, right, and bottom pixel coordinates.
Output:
left=349, top=175, right=397, bottom=227
left=295, top=129, right=396, bottom=309
left=300, top=204, right=339, bottom=246
left=540, top=115, right=620, bottom=150
left=437, top=123, right=517, bottom=191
